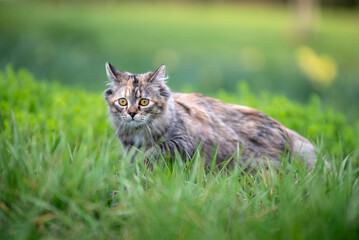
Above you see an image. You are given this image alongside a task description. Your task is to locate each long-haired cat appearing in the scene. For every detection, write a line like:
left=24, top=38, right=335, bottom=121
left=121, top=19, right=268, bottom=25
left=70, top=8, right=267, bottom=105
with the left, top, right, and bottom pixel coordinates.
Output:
left=104, top=63, right=317, bottom=168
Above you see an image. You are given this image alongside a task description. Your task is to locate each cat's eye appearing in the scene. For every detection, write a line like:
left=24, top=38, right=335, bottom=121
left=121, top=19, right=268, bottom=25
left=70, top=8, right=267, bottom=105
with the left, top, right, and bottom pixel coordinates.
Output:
left=139, top=98, right=149, bottom=106
left=118, top=98, right=128, bottom=106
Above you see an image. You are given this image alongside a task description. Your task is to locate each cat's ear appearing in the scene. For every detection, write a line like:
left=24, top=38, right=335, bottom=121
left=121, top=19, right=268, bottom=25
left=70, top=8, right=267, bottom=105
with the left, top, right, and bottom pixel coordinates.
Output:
left=106, top=62, right=121, bottom=82
left=149, top=65, right=167, bottom=84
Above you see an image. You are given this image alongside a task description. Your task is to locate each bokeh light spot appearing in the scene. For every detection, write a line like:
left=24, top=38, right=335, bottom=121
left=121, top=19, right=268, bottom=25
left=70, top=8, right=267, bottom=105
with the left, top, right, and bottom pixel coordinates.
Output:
left=296, top=46, right=337, bottom=90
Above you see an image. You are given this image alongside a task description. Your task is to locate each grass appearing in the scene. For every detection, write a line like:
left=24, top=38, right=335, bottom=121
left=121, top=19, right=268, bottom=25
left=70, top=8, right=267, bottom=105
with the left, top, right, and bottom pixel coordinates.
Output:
left=0, top=1, right=359, bottom=120
left=1, top=67, right=359, bottom=239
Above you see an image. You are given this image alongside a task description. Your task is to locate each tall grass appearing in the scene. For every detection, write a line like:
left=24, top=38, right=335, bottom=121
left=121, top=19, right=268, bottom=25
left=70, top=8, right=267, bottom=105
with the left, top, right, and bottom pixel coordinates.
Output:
left=0, top=67, right=358, bottom=239
left=1, top=118, right=358, bottom=239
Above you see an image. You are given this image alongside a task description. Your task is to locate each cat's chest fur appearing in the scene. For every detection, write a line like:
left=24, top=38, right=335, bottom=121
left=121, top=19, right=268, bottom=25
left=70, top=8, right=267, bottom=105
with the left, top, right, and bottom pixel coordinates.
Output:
left=116, top=127, right=151, bottom=150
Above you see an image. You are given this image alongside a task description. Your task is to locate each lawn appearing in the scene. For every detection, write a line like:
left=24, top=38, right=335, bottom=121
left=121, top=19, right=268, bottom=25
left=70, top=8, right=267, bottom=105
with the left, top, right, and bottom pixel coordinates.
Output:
left=0, top=66, right=358, bottom=239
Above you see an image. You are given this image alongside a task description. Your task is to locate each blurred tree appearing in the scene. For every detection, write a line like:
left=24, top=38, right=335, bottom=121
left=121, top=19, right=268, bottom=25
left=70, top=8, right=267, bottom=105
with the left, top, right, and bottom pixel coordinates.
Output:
left=322, top=0, right=359, bottom=7
left=291, top=0, right=319, bottom=39
left=35, top=0, right=359, bottom=7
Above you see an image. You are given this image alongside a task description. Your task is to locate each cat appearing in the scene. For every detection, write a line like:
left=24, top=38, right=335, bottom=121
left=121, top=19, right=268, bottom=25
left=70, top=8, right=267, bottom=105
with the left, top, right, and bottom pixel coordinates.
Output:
left=104, top=63, right=317, bottom=169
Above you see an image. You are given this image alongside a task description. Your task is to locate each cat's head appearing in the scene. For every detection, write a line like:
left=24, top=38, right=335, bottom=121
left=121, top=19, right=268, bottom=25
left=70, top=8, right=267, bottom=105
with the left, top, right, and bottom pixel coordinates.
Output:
left=104, top=62, right=172, bottom=128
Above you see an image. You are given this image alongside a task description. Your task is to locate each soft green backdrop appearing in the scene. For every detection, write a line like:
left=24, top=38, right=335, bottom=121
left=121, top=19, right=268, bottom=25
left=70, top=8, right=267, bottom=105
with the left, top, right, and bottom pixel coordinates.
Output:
left=1, top=2, right=359, bottom=120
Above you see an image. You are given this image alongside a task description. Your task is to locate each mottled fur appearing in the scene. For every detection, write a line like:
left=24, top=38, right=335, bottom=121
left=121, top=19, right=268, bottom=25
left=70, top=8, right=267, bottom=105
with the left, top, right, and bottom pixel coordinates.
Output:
left=104, top=63, right=317, bottom=168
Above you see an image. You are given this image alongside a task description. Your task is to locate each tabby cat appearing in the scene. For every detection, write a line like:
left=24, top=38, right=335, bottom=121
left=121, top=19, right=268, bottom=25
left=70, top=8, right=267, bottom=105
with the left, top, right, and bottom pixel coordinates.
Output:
left=104, top=63, right=317, bottom=168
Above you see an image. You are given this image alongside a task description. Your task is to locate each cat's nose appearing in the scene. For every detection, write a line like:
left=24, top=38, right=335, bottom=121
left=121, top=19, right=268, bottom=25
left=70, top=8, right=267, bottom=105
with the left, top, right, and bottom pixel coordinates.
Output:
left=128, top=112, right=137, bottom=118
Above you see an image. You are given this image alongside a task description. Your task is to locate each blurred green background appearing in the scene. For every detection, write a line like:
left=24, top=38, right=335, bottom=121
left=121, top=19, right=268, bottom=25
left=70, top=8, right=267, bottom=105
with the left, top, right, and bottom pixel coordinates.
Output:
left=0, top=0, right=358, bottom=120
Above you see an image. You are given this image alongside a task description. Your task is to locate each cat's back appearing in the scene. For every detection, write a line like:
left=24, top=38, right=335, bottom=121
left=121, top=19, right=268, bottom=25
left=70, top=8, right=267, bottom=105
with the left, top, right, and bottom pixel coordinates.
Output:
left=173, top=92, right=269, bottom=123
left=172, top=92, right=316, bottom=166
left=172, top=92, right=288, bottom=147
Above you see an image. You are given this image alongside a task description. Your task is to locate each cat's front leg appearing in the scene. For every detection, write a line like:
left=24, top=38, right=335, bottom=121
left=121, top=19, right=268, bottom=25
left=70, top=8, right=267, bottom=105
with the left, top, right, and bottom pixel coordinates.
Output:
left=144, top=140, right=178, bottom=165
left=144, top=145, right=166, bottom=163
left=144, top=138, right=191, bottom=167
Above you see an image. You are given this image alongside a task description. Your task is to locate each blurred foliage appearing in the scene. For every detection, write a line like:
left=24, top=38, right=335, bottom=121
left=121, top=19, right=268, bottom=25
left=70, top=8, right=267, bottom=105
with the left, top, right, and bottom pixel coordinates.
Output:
left=29, top=0, right=359, bottom=8
left=320, top=0, right=358, bottom=7
left=0, top=66, right=110, bottom=147
left=0, top=2, right=358, bottom=122
left=1, top=66, right=358, bottom=158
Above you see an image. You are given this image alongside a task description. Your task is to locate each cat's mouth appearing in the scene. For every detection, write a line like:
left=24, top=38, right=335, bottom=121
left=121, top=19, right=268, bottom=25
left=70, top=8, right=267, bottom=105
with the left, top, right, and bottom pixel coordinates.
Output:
left=125, top=119, right=145, bottom=128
